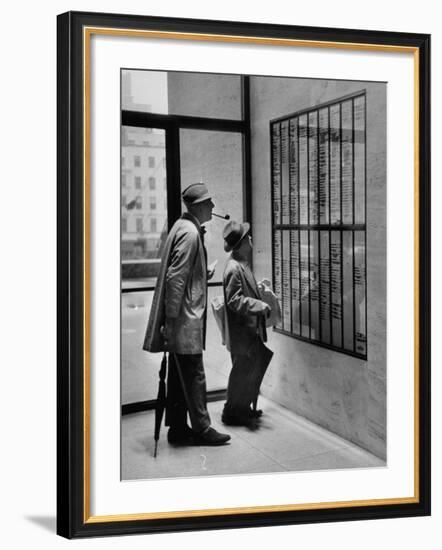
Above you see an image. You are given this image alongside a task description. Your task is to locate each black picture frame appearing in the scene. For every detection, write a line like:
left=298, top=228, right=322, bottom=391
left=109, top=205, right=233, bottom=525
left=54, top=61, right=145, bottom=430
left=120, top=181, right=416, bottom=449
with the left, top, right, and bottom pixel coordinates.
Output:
left=57, top=10, right=431, bottom=539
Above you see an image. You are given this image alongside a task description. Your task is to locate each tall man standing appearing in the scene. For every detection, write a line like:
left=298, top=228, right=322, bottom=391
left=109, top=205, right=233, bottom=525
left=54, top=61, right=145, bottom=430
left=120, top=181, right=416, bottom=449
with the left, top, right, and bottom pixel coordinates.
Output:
left=143, top=183, right=231, bottom=446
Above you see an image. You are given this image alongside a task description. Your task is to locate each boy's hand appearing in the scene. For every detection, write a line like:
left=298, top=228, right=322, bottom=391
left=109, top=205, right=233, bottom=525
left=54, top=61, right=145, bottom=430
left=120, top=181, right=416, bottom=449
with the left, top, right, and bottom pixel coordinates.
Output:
left=207, top=259, right=218, bottom=280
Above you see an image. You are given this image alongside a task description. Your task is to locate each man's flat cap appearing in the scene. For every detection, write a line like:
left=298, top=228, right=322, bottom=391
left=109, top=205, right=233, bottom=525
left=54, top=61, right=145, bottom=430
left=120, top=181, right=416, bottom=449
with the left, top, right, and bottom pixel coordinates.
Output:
left=182, top=183, right=212, bottom=205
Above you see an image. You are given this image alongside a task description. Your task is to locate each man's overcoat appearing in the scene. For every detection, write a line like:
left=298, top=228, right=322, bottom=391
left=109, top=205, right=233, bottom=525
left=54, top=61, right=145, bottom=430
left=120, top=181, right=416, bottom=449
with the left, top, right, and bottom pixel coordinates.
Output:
left=143, top=213, right=207, bottom=355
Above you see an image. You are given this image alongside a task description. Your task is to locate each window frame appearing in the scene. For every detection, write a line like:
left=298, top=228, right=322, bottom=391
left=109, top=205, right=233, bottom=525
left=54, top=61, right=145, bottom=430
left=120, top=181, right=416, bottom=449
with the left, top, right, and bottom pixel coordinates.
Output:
left=121, top=74, right=251, bottom=294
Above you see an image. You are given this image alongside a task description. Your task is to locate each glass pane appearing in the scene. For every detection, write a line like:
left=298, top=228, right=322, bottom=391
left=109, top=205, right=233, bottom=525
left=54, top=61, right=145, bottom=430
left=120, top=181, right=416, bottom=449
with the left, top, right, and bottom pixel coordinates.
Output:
left=354, top=95, right=366, bottom=224
left=179, top=130, right=243, bottom=284
left=290, top=229, right=300, bottom=335
left=299, top=115, right=308, bottom=224
left=309, top=230, right=320, bottom=341
left=282, top=230, right=291, bottom=331
left=289, top=118, right=299, bottom=224
left=122, top=288, right=232, bottom=405
left=319, top=108, right=329, bottom=224
left=300, top=230, right=310, bottom=338
left=273, top=230, right=283, bottom=330
left=122, top=70, right=168, bottom=113
left=330, top=104, right=341, bottom=225
left=121, top=127, right=167, bottom=290
left=272, top=123, right=281, bottom=225
left=281, top=120, right=290, bottom=225
left=330, top=230, right=342, bottom=347
left=342, top=230, right=354, bottom=350
left=122, top=70, right=241, bottom=120
left=354, top=231, right=367, bottom=355
left=308, top=111, right=319, bottom=224
left=168, top=72, right=242, bottom=120
left=341, top=100, right=353, bottom=224
left=319, top=231, right=331, bottom=344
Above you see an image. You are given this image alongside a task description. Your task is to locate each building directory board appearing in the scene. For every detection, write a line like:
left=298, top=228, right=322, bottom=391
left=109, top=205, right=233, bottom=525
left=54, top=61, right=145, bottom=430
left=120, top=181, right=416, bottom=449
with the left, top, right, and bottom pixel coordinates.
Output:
left=271, top=92, right=367, bottom=359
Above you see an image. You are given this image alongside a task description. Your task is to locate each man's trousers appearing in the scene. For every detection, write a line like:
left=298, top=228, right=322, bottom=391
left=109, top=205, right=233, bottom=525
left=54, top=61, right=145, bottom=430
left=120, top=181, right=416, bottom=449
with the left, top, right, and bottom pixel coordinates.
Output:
left=223, top=338, right=273, bottom=417
left=165, top=353, right=211, bottom=434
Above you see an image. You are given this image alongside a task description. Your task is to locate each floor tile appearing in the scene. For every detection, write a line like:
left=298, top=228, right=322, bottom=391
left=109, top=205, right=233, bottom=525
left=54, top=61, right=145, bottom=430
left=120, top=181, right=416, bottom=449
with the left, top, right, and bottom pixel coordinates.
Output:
left=121, top=397, right=385, bottom=481
left=282, top=447, right=386, bottom=473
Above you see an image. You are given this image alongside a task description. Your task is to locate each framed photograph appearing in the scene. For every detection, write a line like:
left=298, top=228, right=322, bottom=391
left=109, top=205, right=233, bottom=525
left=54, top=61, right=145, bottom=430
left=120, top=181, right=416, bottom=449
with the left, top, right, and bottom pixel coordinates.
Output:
left=57, top=11, right=431, bottom=538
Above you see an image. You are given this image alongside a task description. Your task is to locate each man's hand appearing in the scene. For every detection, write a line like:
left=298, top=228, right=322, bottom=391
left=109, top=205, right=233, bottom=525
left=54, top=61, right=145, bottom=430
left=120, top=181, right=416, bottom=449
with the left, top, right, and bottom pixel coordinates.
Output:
left=160, top=321, right=174, bottom=343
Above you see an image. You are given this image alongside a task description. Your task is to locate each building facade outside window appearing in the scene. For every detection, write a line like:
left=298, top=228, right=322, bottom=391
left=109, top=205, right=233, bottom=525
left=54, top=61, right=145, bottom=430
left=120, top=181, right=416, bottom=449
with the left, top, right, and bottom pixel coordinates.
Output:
left=150, top=218, right=157, bottom=232
left=136, top=217, right=143, bottom=233
left=148, top=156, right=155, bottom=168
left=134, top=155, right=141, bottom=167
left=135, top=176, right=142, bottom=189
left=150, top=197, right=156, bottom=210
left=149, top=177, right=156, bottom=190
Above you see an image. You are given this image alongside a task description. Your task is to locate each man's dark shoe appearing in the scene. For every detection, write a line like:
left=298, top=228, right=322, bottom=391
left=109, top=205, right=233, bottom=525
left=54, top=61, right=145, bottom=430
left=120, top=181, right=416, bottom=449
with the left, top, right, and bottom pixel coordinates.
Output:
left=193, top=427, right=231, bottom=446
left=222, top=412, right=255, bottom=427
left=249, top=408, right=263, bottom=418
left=167, top=425, right=194, bottom=445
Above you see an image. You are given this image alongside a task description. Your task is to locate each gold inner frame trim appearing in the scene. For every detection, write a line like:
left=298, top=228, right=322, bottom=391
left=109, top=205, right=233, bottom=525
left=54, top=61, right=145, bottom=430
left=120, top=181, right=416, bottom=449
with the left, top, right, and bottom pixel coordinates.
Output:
left=82, top=26, right=420, bottom=524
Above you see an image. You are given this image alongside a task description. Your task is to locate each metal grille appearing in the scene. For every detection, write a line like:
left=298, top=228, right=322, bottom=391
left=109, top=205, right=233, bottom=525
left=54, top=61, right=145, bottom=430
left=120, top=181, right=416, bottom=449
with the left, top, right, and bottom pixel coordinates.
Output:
left=270, top=91, right=367, bottom=359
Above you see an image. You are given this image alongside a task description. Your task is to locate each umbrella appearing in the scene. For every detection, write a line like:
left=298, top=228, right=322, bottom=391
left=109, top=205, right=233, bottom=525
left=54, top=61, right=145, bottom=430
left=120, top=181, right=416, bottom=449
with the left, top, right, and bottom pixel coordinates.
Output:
left=153, top=352, right=168, bottom=458
left=251, top=343, right=273, bottom=415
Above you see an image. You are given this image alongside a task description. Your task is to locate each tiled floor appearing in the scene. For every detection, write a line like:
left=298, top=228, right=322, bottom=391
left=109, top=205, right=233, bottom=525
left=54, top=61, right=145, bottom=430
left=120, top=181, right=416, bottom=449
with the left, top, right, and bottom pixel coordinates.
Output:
left=122, top=396, right=385, bottom=480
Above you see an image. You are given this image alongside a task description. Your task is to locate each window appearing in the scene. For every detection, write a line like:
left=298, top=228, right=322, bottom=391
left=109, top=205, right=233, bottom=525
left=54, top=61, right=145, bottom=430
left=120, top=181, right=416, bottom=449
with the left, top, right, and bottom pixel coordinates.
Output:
left=150, top=218, right=157, bottom=232
left=122, top=194, right=127, bottom=207
left=148, top=156, right=155, bottom=168
left=136, top=217, right=143, bottom=233
left=136, top=197, right=142, bottom=210
left=135, top=176, right=141, bottom=189
left=149, top=197, right=157, bottom=210
left=122, top=217, right=127, bottom=233
left=149, top=177, right=156, bottom=190
left=134, top=155, right=141, bottom=167
left=270, top=92, right=366, bottom=358
left=122, top=173, right=126, bottom=187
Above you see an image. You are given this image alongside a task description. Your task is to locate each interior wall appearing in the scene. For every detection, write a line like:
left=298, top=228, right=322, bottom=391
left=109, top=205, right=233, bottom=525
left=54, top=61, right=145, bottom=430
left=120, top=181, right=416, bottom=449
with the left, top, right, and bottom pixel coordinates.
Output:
left=250, top=77, right=386, bottom=459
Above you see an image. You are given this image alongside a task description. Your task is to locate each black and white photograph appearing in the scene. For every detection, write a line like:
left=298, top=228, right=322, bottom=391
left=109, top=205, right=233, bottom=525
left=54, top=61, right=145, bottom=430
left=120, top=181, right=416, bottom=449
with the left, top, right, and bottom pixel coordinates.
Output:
left=120, top=69, right=387, bottom=481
